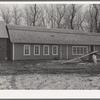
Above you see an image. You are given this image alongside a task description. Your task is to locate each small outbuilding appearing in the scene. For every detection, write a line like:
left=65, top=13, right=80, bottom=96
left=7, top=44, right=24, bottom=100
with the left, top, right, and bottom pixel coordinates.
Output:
left=0, top=22, right=8, bottom=61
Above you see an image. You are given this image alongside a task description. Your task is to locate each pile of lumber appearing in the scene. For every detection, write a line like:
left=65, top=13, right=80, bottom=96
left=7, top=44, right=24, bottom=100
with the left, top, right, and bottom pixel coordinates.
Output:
left=61, top=51, right=98, bottom=64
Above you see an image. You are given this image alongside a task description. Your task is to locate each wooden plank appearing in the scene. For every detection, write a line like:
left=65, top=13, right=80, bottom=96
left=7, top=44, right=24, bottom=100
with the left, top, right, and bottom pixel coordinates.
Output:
left=60, top=45, right=62, bottom=59
left=61, top=51, right=98, bottom=64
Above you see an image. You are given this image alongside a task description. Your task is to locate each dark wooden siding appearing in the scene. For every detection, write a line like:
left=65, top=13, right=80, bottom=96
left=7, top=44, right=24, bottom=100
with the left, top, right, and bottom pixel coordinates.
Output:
left=95, top=46, right=100, bottom=54
left=62, top=45, right=68, bottom=59
left=13, top=43, right=60, bottom=60
left=7, top=39, right=13, bottom=60
left=0, top=39, right=7, bottom=61
left=95, top=46, right=100, bottom=59
left=12, top=43, right=91, bottom=60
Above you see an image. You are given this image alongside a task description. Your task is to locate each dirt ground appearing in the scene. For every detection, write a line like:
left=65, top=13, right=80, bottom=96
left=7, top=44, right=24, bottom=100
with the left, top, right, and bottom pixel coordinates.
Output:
left=0, top=60, right=100, bottom=89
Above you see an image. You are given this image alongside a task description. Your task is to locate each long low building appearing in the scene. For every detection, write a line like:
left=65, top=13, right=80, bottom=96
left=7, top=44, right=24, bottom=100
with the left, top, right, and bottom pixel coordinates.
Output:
left=0, top=21, right=100, bottom=61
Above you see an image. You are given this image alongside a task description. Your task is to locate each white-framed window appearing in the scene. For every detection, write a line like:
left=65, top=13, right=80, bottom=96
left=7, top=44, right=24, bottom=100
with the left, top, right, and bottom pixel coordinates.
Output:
left=52, top=45, right=58, bottom=55
left=72, top=46, right=88, bottom=55
left=43, top=45, right=49, bottom=55
left=34, top=45, right=40, bottom=55
left=24, top=45, right=30, bottom=56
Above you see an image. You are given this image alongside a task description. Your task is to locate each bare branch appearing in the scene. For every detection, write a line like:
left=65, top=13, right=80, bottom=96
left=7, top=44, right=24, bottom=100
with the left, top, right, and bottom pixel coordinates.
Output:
left=0, top=7, right=12, bottom=24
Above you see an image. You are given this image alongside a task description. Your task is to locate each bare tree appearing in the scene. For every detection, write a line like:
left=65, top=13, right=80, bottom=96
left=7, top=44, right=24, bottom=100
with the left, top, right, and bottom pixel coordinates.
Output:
left=24, top=4, right=41, bottom=26
left=70, top=4, right=76, bottom=29
left=30, top=4, right=37, bottom=26
left=0, top=7, right=12, bottom=24
left=55, top=4, right=66, bottom=28
left=92, top=4, right=100, bottom=33
left=12, top=5, right=23, bottom=25
left=23, top=4, right=41, bottom=26
left=74, top=10, right=85, bottom=31
left=63, top=4, right=82, bottom=29
left=37, top=6, right=47, bottom=27
left=44, top=4, right=67, bottom=28
left=44, top=4, right=56, bottom=28
left=85, top=5, right=95, bottom=32
left=84, top=4, right=100, bottom=33
left=23, top=5, right=31, bottom=26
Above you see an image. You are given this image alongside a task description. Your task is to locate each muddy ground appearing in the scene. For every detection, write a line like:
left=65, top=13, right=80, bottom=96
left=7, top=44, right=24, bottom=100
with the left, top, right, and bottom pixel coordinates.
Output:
left=0, top=60, right=100, bottom=89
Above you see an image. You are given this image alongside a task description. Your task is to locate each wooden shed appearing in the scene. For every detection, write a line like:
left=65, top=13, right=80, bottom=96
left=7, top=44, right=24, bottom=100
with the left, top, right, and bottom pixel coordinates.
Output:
left=0, top=21, right=100, bottom=61
left=0, top=21, right=8, bottom=61
left=6, top=24, right=100, bottom=61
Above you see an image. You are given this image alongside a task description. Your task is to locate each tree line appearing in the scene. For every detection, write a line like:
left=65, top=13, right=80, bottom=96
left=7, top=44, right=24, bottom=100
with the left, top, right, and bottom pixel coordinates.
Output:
left=0, top=4, right=100, bottom=33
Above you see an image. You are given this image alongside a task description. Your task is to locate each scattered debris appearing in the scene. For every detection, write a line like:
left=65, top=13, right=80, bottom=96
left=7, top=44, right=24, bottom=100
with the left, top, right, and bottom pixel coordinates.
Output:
left=61, top=51, right=98, bottom=64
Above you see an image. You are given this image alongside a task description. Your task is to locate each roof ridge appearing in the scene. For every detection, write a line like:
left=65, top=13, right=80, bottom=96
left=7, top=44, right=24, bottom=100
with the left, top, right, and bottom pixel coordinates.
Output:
left=7, top=24, right=91, bottom=36
left=7, top=24, right=100, bottom=36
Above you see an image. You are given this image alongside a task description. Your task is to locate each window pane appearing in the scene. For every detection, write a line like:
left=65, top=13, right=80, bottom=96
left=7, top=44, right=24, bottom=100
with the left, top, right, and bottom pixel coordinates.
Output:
left=77, top=47, right=80, bottom=54
left=53, top=46, right=58, bottom=55
left=73, top=47, right=76, bottom=54
left=80, top=47, right=83, bottom=54
left=34, top=46, right=40, bottom=55
left=24, top=45, right=30, bottom=55
left=44, top=46, right=49, bottom=54
left=72, top=46, right=88, bottom=55
left=84, top=47, right=87, bottom=54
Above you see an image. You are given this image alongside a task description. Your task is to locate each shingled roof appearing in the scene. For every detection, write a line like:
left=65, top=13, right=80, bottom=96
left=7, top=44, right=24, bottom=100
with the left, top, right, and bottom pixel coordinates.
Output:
left=7, top=24, right=100, bottom=45
left=0, top=21, right=8, bottom=38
